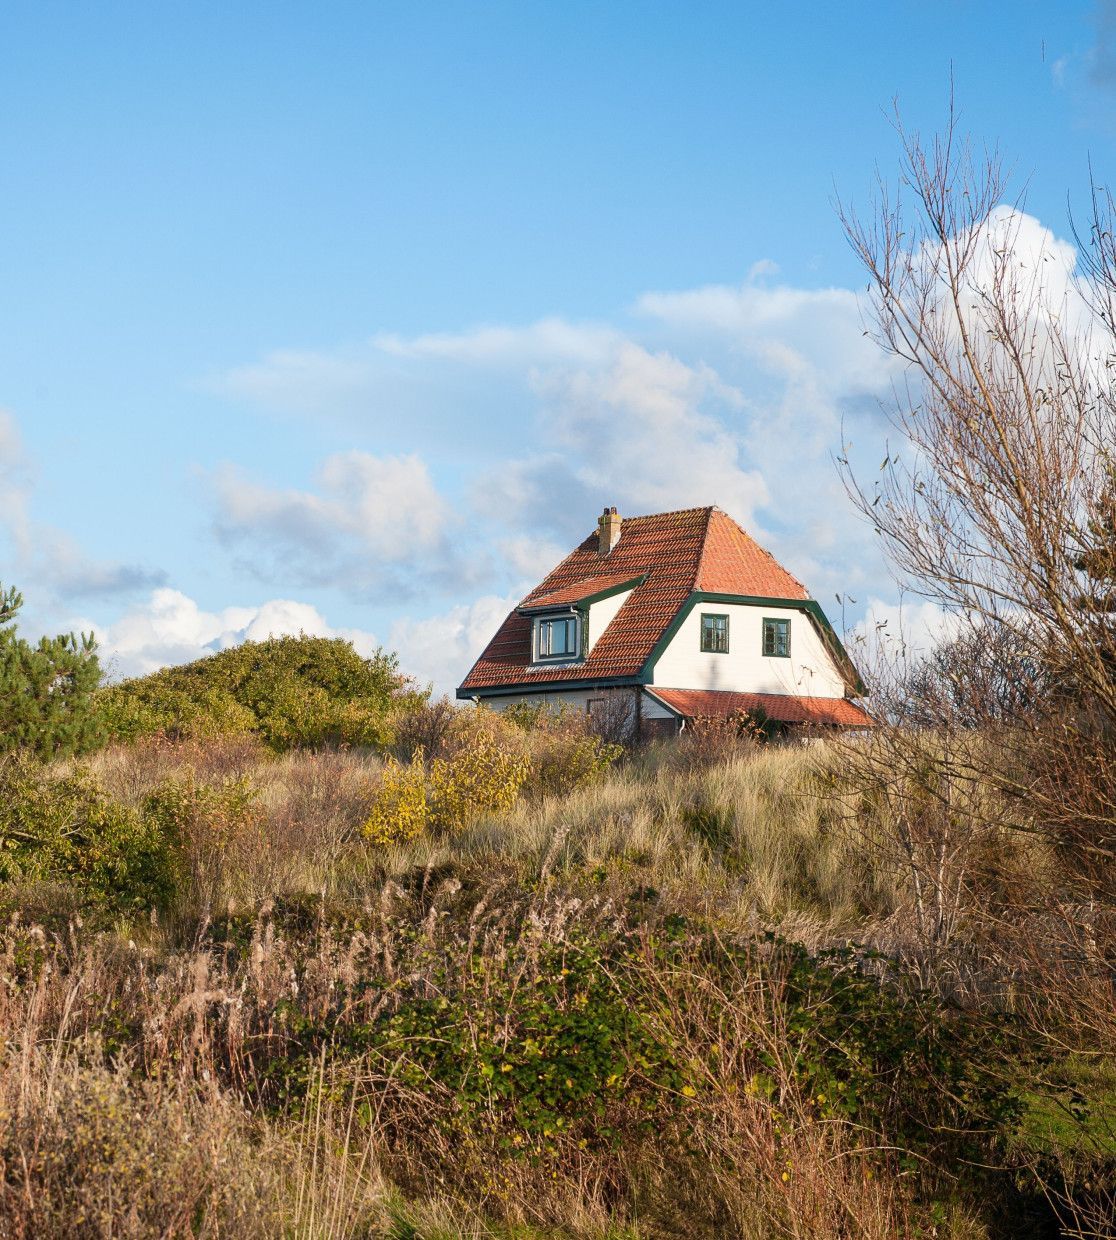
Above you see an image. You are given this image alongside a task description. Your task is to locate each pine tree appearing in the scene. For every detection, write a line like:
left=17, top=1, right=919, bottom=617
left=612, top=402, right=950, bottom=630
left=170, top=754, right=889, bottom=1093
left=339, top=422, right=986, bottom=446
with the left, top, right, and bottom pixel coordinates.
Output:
left=0, top=583, right=103, bottom=760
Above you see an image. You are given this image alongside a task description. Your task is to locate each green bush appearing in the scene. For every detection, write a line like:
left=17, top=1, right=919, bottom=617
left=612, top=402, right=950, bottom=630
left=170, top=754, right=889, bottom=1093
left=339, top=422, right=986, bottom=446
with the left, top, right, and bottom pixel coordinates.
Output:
left=97, top=635, right=422, bottom=751
left=747, top=936, right=1027, bottom=1172
left=253, top=909, right=1023, bottom=1192
left=0, top=583, right=103, bottom=761
left=266, top=925, right=687, bottom=1165
left=375, top=931, right=684, bottom=1155
left=0, top=754, right=177, bottom=914
left=142, top=771, right=266, bottom=914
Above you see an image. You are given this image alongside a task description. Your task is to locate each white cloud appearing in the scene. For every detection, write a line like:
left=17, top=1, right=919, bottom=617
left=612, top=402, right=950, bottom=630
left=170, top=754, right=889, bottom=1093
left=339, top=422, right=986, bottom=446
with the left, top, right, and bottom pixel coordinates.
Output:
left=187, top=209, right=1100, bottom=689
left=210, top=276, right=901, bottom=606
left=525, top=341, right=769, bottom=527
left=31, top=530, right=167, bottom=597
left=212, top=450, right=470, bottom=597
left=496, top=534, right=567, bottom=583
left=212, top=349, right=390, bottom=420
left=86, top=585, right=516, bottom=697
left=211, top=319, right=620, bottom=428
left=388, top=592, right=521, bottom=697
left=0, top=409, right=166, bottom=602
left=87, top=588, right=384, bottom=681
left=747, top=258, right=780, bottom=282
left=0, top=409, right=31, bottom=555
left=941, top=206, right=1085, bottom=326
left=373, top=317, right=619, bottom=367
left=845, top=596, right=965, bottom=679
left=635, top=279, right=895, bottom=399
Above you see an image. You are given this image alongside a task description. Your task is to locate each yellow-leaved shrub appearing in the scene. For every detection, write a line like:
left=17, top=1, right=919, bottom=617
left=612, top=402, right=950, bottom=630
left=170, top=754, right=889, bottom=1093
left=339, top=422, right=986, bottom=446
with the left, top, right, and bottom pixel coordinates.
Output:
left=428, top=736, right=530, bottom=832
left=361, top=751, right=428, bottom=847
left=361, top=703, right=624, bottom=848
left=361, top=735, right=531, bottom=846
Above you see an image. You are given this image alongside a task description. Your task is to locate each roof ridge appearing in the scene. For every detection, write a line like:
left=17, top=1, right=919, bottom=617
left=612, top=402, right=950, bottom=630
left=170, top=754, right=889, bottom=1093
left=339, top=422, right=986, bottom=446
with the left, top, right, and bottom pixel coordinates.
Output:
left=689, top=506, right=717, bottom=592
left=610, top=503, right=713, bottom=525
left=459, top=503, right=833, bottom=695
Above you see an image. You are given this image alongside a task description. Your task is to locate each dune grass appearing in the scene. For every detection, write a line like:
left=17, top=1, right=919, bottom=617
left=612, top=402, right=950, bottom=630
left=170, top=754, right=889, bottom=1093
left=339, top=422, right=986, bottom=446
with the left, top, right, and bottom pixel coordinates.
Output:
left=0, top=730, right=1106, bottom=1237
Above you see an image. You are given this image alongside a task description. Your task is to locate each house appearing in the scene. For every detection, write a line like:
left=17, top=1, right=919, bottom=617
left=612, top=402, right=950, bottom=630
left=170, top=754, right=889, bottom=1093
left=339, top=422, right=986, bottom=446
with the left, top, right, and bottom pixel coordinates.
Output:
left=456, top=505, right=874, bottom=738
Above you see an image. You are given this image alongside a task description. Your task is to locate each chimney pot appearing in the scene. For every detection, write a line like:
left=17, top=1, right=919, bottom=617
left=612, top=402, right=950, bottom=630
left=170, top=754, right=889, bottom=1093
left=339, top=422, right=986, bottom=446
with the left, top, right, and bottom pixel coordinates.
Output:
left=598, top=506, right=622, bottom=555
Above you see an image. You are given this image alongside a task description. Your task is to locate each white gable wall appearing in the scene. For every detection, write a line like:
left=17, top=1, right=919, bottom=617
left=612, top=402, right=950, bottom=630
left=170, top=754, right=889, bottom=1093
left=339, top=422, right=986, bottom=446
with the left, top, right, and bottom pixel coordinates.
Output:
left=586, top=586, right=635, bottom=652
left=650, top=602, right=847, bottom=698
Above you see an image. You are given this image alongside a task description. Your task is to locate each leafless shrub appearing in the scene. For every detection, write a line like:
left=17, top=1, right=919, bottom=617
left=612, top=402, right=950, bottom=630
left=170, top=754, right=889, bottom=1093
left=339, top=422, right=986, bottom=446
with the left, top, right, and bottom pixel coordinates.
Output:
left=837, top=96, right=1116, bottom=848
left=389, top=696, right=458, bottom=763
left=882, top=621, right=1050, bottom=729
left=585, top=689, right=640, bottom=747
left=667, top=711, right=762, bottom=775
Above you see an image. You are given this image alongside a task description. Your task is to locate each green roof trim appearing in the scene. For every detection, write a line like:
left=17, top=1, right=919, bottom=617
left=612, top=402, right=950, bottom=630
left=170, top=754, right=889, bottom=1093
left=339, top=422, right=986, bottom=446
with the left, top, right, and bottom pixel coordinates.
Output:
left=456, top=676, right=643, bottom=701
left=459, top=589, right=867, bottom=703
left=575, top=573, right=647, bottom=610
left=636, top=592, right=867, bottom=696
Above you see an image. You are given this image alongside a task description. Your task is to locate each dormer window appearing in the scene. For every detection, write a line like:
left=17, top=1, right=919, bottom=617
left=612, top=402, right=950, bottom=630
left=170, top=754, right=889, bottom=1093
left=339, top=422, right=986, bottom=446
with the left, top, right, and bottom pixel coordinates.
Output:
left=535, top=612, right=580, bottom=662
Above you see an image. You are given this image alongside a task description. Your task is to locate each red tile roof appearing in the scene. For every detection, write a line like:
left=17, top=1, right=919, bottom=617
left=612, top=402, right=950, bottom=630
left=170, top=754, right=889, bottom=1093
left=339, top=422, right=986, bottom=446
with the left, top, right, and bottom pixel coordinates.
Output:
left=647, top=688, right=875, bottom=728
left=522, top=572, right=644, bottom=611
left=459, top=506, right=812, bottom=693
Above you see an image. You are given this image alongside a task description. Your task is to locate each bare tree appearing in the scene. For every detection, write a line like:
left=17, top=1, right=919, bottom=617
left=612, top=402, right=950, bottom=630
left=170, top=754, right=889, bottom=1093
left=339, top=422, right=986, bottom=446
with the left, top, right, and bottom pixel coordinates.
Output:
left=830, top=107, right=1116, bottom=1232
left=883, top=619, right=1049, bottom=729
left=838, top=102, right=1116, bottom=720
left=836, top=102, right=1116, bottom=890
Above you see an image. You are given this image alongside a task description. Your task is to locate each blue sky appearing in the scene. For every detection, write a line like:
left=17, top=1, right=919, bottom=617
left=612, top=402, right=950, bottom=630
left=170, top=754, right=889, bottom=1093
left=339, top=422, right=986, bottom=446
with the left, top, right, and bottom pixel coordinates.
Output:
left=1, top=1, right=1113, bottom=692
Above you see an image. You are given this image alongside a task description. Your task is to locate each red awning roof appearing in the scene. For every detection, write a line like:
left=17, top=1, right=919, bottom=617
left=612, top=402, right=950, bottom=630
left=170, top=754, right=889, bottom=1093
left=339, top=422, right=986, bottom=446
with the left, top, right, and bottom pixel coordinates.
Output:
left=646, top=687, right=875, bottom=728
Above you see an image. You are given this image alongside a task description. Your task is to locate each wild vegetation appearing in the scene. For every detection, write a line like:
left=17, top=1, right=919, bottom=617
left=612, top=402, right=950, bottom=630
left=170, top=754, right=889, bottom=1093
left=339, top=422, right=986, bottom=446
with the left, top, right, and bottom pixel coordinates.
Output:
left=3, top=114, right=1116, bottom=1238
left=0, top=628, right=1112, bottom=1237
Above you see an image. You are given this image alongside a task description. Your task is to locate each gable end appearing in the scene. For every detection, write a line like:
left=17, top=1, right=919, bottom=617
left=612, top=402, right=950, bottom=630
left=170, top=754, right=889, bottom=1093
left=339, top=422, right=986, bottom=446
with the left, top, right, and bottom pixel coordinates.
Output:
left=637, top=592, right=866, bottom=696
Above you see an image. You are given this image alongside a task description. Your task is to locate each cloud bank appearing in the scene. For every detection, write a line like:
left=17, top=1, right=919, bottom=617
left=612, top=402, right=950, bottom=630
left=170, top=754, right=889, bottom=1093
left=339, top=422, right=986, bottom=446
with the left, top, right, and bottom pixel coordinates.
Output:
left=0, top=410, right=167, bottom=604
left=211, top=450, right=473, bottom=599
left=86, top=589, right=383, bottom=681
left=23, top=207, right=1088, bottom=695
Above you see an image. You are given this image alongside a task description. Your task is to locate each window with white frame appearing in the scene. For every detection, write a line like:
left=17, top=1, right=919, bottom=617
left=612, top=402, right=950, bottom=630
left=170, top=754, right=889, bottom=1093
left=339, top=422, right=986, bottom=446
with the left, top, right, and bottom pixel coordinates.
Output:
left=535, top=613, right=580, bottom=661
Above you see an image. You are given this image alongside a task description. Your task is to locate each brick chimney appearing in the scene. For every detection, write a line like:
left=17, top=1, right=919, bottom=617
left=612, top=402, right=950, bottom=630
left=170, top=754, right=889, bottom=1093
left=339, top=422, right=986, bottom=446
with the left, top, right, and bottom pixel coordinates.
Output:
left=598, top=506, right=621, bottom=555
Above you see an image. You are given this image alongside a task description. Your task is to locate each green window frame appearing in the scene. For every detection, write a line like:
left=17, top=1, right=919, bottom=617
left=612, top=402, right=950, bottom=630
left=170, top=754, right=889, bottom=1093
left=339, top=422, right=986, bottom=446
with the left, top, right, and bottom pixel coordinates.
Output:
left=700, top=613, right=729, bottom=653
left=536, top=613, right=580, bottom=661
left=762, top=617, right=790, bottom=658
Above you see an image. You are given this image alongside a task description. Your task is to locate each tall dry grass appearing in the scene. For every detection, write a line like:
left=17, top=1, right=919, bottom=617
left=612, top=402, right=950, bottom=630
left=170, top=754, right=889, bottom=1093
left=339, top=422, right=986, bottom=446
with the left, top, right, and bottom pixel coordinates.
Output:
left=0, top=874, right=962, bottom=1239
left=78, top=734, right=902, bottom=941
left=1, top=730, right=1097, bottom=1236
